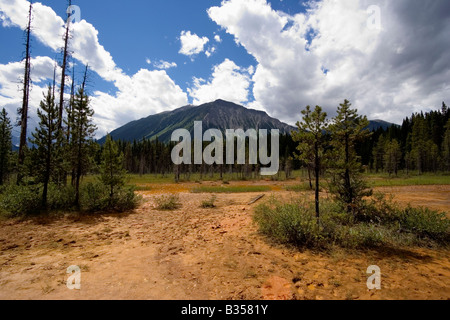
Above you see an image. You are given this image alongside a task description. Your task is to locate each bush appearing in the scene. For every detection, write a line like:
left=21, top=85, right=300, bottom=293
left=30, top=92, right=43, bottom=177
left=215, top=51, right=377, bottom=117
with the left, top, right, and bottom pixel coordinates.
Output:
left=253, top=196, right=450, bottom=249
left=47, top=184, right=76, bottom=211
left=80, top=182, right=141, bottom=213
left=399, top=207, right=450, bottom=243
left=254, top=198, right=327, bottom=248
left=154, top=194, right=181, bottom=210
left=355, top=193, right=450, bottom=243
left=112, top=186, right=142, bottom=212
left=201, top=196, right=217, bottom=208
left=80, top=182, right=109, bottom=212
left=0, top=184, right=42, bottom=216
left=0, top=180, right=141, bottom=217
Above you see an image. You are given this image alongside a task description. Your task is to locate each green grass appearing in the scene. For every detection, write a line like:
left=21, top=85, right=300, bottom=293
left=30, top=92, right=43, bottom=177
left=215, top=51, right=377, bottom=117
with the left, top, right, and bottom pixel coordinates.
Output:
left=285, top=182, right=312, bottom=192
left=192, top=186, right=272, bottom=194
left=366, top=172, right=450, bottom=187
left=285, top=172, right=450, bottom=191
left=87, top=170, right=306, bottom=185
left=284, top=181, right=329, bottom=192
left=84, top=171, right=450, bottom=188
left=133, top=185, right=152, bottom=191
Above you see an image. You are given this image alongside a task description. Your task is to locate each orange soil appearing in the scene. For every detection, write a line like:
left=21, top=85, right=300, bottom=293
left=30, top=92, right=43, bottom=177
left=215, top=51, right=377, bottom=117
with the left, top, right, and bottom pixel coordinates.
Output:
left=0, top=183, right=449, bottom=300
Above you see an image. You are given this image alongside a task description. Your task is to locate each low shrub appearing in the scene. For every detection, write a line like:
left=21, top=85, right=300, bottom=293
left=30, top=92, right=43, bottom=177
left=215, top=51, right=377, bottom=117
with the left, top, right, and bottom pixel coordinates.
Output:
left=0, top=184, right=42, bottom=216
left=253, top=196, right=450, bottom=249
left=80, top=182, right=109, bottom=212
left=112, top=186, right=142, bottom=212
left=80, top=182, right=141, bottom=213
left=0, top=181, right=141, bottom=217
left=399, top=207, right=450, bottom=243
left=47, top=184, right=76, bottom=211
left=154, top=194, right=181, bottom=210
left=201, top=196, right=217, bottom=208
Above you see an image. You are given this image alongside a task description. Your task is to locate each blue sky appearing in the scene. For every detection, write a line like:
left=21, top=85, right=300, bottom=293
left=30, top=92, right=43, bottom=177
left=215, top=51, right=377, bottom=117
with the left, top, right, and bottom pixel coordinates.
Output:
left=0, top=0, right=259, bottom=96
left=1, top=0, right=449, bottom=138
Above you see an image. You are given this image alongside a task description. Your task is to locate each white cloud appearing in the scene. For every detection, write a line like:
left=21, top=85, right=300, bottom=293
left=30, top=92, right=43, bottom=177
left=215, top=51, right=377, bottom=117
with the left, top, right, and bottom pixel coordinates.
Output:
left=188, top=59, right=252, bottom=106
left=153, top=60, right=177, bottom=70
left=208, top=0, right=450, bottom=124
left=214, top=35, right=222, bottom=43
left=0, top=56, right=63, bottom=138
left=205, top=46, right=216, bottom=58
left=0, top=0, right=189, bottom=137
left=179, top=30, right=209, bottom=56
left=91, top=69, right=188, bottom=136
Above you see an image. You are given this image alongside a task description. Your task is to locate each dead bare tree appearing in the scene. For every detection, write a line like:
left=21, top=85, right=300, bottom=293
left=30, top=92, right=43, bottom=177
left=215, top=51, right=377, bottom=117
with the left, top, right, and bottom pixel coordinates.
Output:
left=58, top=0, right=73, bottom=131
left=17, top=2, right=33, bottom=185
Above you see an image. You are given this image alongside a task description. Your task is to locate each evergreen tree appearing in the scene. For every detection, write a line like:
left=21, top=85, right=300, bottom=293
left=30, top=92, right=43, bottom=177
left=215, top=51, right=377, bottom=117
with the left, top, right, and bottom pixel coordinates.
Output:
left=292, top=105, right=328, bottom=219
left=372, top=135, right=386, bottom=173
left=0, top=108, right=13, bottom=185
left=29, top=86, right=63, bottom=208
left=99, top=134, right=126, bottom=203
left=328, top=100, right=372, bottom=214
left=67, top=67, right=97, bottom=207
left=410, top=114, right=430, bottom=173
left=383, top=139, right=401, bottom=176
left=442, top=119, right=450, bottom=171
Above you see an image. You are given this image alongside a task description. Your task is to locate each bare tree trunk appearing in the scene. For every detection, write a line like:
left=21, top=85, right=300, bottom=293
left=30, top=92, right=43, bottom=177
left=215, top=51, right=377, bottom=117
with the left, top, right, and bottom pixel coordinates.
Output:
left=314, top=142, right=320, bottom=220
left=17, top=3, right=33, bottom=185
left=59, top=0, right=72, bottom=130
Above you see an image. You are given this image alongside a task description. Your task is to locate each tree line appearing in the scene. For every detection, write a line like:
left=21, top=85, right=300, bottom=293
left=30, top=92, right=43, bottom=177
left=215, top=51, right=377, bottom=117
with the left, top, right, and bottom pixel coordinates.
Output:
left=112, top=134, right=299, bottom=181
left=367, top=103, right=450, bottom=175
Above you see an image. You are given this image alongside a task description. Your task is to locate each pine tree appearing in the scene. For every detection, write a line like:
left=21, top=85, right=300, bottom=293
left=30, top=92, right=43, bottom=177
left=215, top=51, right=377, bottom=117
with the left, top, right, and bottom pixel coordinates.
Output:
left=383, top=139, right=401, bottom=176
left=29, top=86, right=63, bottom=208
left=328, top=100, right=372, bottom=214
left=292, top=105, right=328, bottom=219
left=67, top=66, right=97, bottom=207
left=372, top=135, right=386, bottom=173
left=442, top=119, right=450, bottom=171
left=99, top=134, right=126, bottom=204
left=0, top=108, right=13, bottom=185
left=410, top=115, right=430, bottom=173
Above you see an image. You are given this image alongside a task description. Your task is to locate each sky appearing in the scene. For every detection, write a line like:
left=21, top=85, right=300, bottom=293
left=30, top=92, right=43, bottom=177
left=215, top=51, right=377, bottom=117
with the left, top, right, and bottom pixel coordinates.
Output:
left=0, top=0, right=449, bottom=140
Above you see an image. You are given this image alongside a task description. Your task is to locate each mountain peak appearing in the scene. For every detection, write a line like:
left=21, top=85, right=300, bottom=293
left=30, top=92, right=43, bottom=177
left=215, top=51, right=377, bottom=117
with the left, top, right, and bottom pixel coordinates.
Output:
left=102, top=100, right=294, bottom=143
left=99, top=100, right=396, bottom=144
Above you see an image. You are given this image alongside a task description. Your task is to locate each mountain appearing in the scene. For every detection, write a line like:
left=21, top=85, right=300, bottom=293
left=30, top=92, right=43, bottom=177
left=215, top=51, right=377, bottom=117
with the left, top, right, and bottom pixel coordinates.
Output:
left=367, top=119, right=398, bottom=131
left=100, top=99, right=397, bottom=144
left=101, top=99, right=296, bottom=143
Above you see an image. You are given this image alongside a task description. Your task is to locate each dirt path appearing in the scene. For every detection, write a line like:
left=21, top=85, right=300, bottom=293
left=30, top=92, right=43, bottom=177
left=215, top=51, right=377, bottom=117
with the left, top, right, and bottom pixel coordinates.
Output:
left=0, top=185, right=449, bottom=300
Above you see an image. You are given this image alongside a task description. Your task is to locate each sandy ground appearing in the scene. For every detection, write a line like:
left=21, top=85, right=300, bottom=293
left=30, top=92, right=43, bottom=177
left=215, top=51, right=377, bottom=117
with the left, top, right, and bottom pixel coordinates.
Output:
left=0, top=183, right=449, bottom=300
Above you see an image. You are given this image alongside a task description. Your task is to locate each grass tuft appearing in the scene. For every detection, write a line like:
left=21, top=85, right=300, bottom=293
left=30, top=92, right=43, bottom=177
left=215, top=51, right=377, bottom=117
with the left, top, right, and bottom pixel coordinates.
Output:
left=201, top=196, right=217, bottom=208
left=154, top=194, right=182, bottom=210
